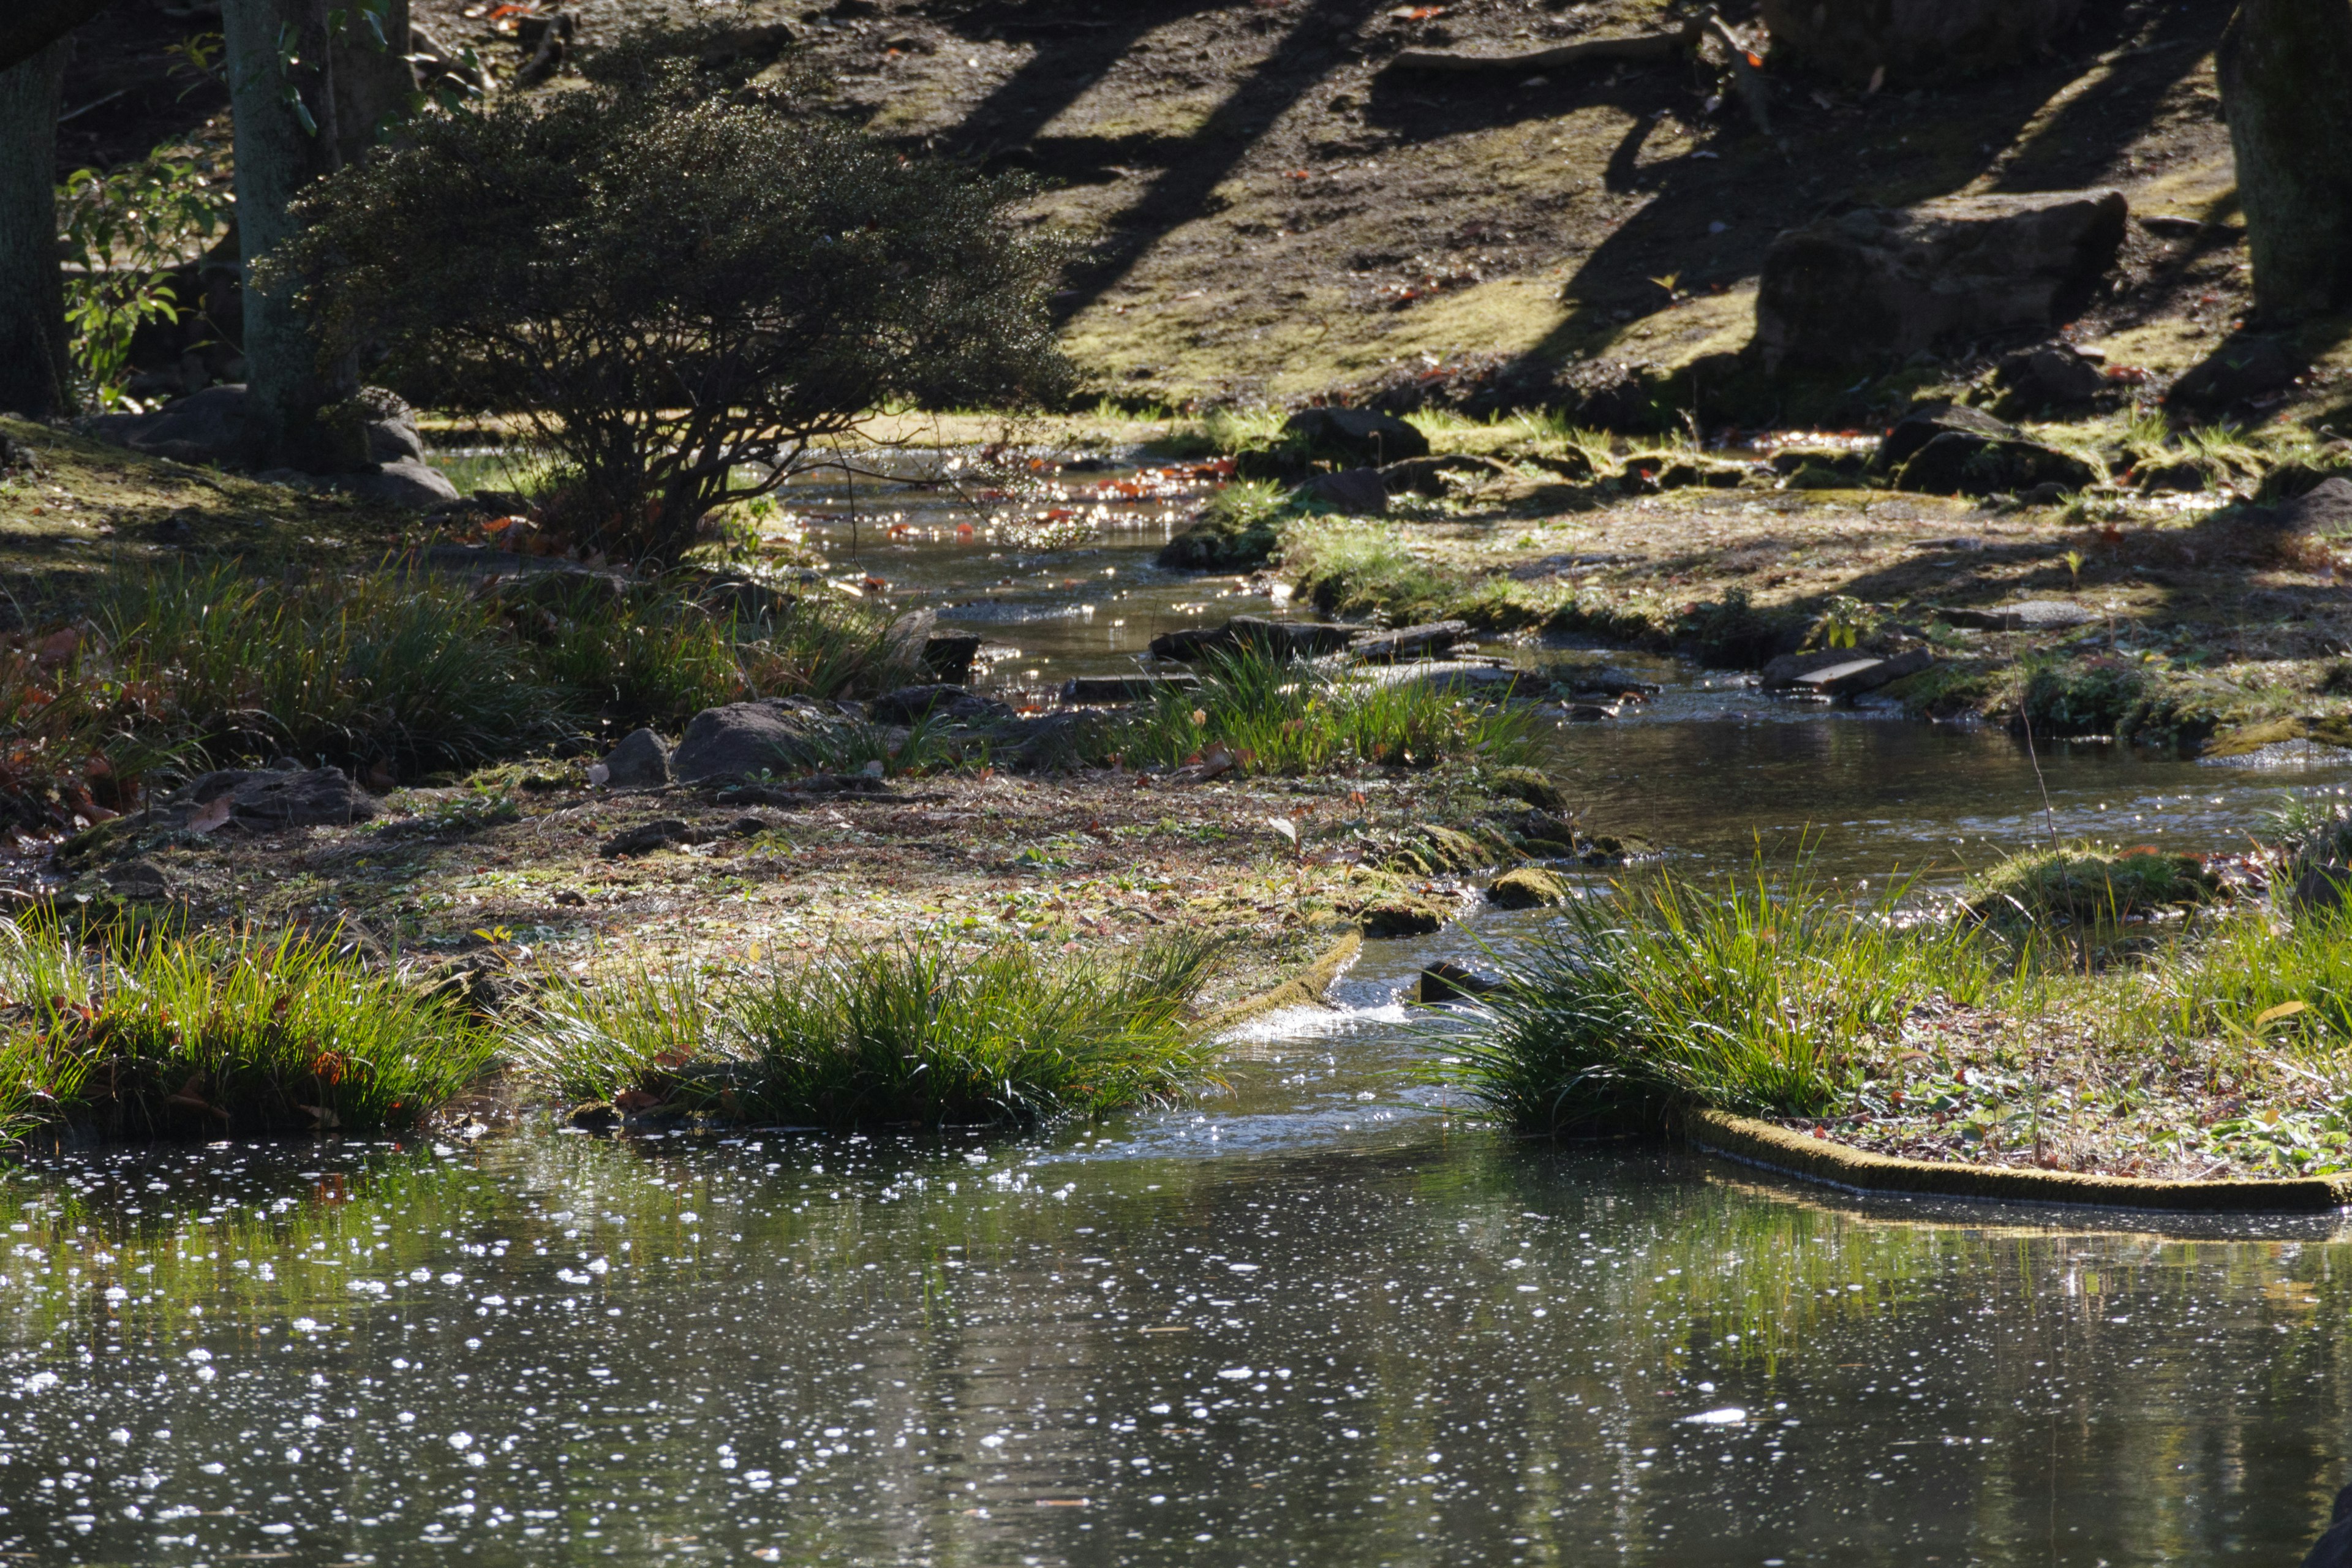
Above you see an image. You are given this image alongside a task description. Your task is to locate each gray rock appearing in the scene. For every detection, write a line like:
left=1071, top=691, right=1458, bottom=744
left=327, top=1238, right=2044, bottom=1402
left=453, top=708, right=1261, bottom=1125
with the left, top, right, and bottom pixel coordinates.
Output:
left=2270, top=478, right=2352, bottom=533
left=1148, top=616, right=1357, bottom=662
left=1351, top=620, right=1470, bottom=662
left=1160, top=509, right=1283, bottom=569
left=187, top=766, right=380, bottom=828
left=669, top=699, right=854, bottom=784
left=2305, top=1480, right=2352, bottom=1568
left=337, top=459, right=459, bottom=507
left=1296, top=467, right=1389, bottom=515
left=1993, top=342, right=2109, bottom=409
left=1785, top=649, right=1934, bottom=698
left=2169, top=335, right=2304, bottom=411
left=1760, top=0, right=2082, bottom=84
left=102, top=860, right=172, bottom=900
left=1936, top=600, right=2094, bottom=631
left=85, top=383, right=254, bottom=464
left=1894, top=431, right=2097, bottom=497
left=601, top=820, right=696, bottom=858
left=1058, top=674, right=1197, bottom=706
left=1762, top=648, right=1880, bottom=690
left=1877, top=402, right=2026, bottom=471
left=366, top=414, right=427, bottom=466
left=599, top=727, right=671, bottom=788
left=1757, top=191, right=2128, bottom=372
left=1417, top=960, right=1502, bottom=1005
left=1282, top=406, right=1430, bottom=467
left=870, top=685, right=1014, bottom=725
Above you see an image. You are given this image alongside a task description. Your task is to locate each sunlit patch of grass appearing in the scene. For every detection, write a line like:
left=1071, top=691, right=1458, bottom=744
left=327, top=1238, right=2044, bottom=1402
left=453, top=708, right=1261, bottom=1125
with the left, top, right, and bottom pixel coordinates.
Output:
left=1442, top=864, right=1995, bottom=1132
left=1115, top=647, right=1534, bottom=774
left=0, top=920, right=491, bottom=1144
left=513, top=935, right=1226, bottom=1127
left=1282, top=518, right=1452, bottom=622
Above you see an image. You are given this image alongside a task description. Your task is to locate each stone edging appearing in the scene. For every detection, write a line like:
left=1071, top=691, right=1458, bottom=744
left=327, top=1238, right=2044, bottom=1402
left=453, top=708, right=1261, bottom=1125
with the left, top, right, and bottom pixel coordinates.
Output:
left=1199, top=931, right=1364, bottom=1036
left=1682, top=1108, right=2352, bottom=1213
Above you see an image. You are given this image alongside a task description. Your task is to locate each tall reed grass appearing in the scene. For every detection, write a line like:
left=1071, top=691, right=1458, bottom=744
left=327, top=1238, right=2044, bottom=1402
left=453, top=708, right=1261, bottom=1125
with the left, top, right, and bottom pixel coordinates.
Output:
left=0, top=919, right=491, bottom=1144
left=1444, top=865, right=1995, bottom=1132
left=1116, top=647, right=1534, bottom=774
left=514, top=935, right=1225, bottom=1128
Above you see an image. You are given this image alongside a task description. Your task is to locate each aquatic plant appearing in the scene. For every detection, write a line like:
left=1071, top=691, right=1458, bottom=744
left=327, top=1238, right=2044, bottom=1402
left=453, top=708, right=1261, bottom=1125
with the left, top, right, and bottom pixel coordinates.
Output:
left=0, top=920, right=491, bottom=1144
left=1443, top=865, right=1993, bottom=1132
left=1115, top=647, right=1535, bottom=775
left=513, top=935, right=1226, bottom=1127
left=1964, top=844, right=2222, bottom=930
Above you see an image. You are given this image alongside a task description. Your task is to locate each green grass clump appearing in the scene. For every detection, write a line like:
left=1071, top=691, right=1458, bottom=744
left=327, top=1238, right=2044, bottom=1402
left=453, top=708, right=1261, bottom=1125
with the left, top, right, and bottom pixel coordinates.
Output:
left=1444, top=865, right=1993, bottom=1133
left=1284, top=519, right=1452, bottom=622
left=1116, top=648, right=1534, bottom=774
left=0, top=921, right=491, bottom=1145
left=2122, top=904, right=2352, bottom=1054
left=1964, top=845, right=2222, bottom=930
left=514, top=935, right=1225, bottom=1127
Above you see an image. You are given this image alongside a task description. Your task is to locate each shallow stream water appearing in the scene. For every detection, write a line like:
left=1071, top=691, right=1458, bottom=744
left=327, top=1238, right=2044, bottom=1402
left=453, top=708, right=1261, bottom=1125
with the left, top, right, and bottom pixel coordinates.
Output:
left=15, top=462, right=2352, bottom=1562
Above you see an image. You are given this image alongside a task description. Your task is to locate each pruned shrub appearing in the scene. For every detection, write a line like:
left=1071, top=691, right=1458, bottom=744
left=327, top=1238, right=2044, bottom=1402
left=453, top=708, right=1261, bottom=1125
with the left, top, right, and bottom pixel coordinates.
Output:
left=273, top=58, right=1074, bottom=564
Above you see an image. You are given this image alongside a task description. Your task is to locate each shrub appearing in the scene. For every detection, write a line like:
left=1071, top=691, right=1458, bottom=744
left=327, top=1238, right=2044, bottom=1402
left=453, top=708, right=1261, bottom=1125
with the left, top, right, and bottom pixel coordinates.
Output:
left=1964, top=845, right=2223, bottom=930
left=1444, top=865, right=1991, bottom=1132
left=0, top=921, right=491, bottom=1144
left=55, top=149, right=232, bottom=412
left=1115, top=647, right=1535, bottom=774
left=513, top=935, right=1224, bottom=1127
left=275, top=56, right=1073, bottom=564
left=2020, top=660, right=2145, bottom=739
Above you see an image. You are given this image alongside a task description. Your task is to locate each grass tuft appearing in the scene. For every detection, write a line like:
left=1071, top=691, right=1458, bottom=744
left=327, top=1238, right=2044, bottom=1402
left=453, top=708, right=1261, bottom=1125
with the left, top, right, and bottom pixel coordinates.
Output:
left=1964, top=845, right=2222, bottom=930
left=513, top=935, right=1227, bottom=1128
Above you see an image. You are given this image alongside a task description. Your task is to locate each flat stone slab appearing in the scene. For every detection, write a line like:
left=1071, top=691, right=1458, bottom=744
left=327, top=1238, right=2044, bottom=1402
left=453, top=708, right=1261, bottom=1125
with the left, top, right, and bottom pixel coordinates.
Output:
left=1791, top=649, right=1934, bottom=697
left=1937, top=600, right=2094, bottom=631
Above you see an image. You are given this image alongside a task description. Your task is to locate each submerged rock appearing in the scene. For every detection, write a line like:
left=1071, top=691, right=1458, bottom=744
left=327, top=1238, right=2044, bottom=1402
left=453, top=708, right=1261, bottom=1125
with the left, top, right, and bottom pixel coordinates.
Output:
left=1417, top=960, right=1502, bottom=1004
left=1756, top=192, right=2127, bottom=371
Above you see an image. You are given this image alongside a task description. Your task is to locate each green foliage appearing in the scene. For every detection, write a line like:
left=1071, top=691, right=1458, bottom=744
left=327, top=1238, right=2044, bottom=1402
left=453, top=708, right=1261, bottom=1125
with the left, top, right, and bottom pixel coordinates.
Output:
left=1160, top=480, right=1291, bottom=569
left=274, top=57, right=1073, bottom=564
left=1284, top=520, right=1450, bottom=621
left=2124, top=905, right=2352, bottom=1057
left=1964, top=845, right=2222, bottom=930
left=0, top=920, right=490, bottom=1145
left=1444, top=865, right=1992, bottom=1131
left=1115, top=648, right=1536, bottom=774
left=1672, top=587, right=1792, bottom=669
left=2266, top=791, right=2352, bottom=878
left=513, top=935, right=1226, bottom=1127
left=2020, top=659, right=2147, bottom=738
left=54, top=151, right=232, bottom=412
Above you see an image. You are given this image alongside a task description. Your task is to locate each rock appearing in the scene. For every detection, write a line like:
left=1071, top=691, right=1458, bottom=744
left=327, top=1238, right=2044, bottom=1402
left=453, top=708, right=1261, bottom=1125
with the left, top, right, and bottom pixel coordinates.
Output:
left=1283, top=406, right=1430, bottom=467
left=1789, top=649, right=1934, bottom=698
left=186, top=766, right=379, bottom=828
left=2132, top=459, right=2212, bottom=494
left=2168, top=335, right=2304, bottom=411
left=2304, top=1480, right=2352, bottom=1568
left=1357, top=892, right=1452, bottom=938
left=1756, top=190, right=2128, bottom=371
left=695, top=576, right=800, bottom=625
left=598, top=727, right=671, bottom=788
left=1350, top=620, right=1470, bottom=662
left=1381, top=454, right=1512, bottom=496
left=366, top=412, right=426, bottom=465
left=2294, top=866, right=2352, bottom=914
left=1991, top=342, right=2108, bottom=410
left=1488, top=867, right=1570, bottom=909
left=101, top=860, right=172, bottom=900
left=2269, top=478, right=2352, bottom=533
left=993, top=709, right=1115, bottom=771
left=1877, top=403, right=2024, bottom=471
left=1486, top=764, right=1571, bottom=815
left=339, top=458, right=461, bottom=507
left=922, top=633, right=984, bottom=685
left=1159, top=510, right=1282, bottom=569
left=1936, top=600, right=2094, bottom=632
left=1760, top=0, right=2084, bottom=84
left=1295, top=467, right=1389, bottom=515
left=1381, top=663, right=1529, bottom=699
left=600, top=819, right=719, bottom=857
left=669, top=699, right=855, bottom=784
left=884, top=609, right=937, bottom=671
left=1148, top=616, right=1356, bottom=662
left=1893, top=430, right=2097, bottom=497
left=567, top=1101, right=620, bottom=1131
left=871, top=685, right=1014, bottom=725
left=1057, top=674, right=1197, bottom=706
left=1417, top=960, right=1502, bottom=1004
left=83, top=383, right=254, bottom=464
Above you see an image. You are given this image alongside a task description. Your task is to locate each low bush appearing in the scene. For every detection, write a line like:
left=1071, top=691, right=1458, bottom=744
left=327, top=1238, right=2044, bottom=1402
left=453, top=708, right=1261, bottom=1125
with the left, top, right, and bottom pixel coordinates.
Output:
left=1443, top=865, right=1992, bottom=1132
left=1964, top=845, right=2222, bottom=930
left=2019, top=660, right=2145, bottom=739
left=0, top=921, right=490, bottom=1144
left=1115, top=648, right=1535, bottom=774
left=513, top=935, right=1224, bottom=1127
left=275, top=47, right=1072, bottom=564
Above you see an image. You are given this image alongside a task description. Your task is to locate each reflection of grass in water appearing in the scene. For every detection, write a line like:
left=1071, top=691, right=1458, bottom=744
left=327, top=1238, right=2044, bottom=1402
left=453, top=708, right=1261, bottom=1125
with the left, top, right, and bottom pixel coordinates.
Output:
left=0, top=921, right=491, bottom=1147
left=514, top=933, right=1226, bottom=1128
left=1447, top=863, right=1994, bottom=1131
left=1115, top=646, right=1536, bottom=775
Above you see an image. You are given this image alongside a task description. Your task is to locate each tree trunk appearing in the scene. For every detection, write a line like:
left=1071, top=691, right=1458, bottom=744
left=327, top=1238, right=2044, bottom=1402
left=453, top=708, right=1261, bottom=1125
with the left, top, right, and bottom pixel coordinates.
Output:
left=0, top=0, right=115, bottom=75
left=331, top=0, right=416, bottom=168
left=0, top=39, right=73, bottom=420
left=2215, top=0, right=2352, bottom=319
left=222, top=0, right=363, bottom=469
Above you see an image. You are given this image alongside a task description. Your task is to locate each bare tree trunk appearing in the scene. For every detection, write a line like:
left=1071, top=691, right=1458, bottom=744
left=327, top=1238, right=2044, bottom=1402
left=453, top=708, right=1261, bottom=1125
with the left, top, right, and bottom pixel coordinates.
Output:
left=2216, top=0, right=2352, bottom=319
left=0, top=38, right=73, bottom=420
left=222, top=0, right=363, bottom=469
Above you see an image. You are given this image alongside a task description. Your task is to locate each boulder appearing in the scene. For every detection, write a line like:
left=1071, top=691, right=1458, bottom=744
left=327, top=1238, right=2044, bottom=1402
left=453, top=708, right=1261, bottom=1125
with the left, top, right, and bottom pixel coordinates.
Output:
left=337, top=459, right=460, bottom=507
left=1756, top=190, right=2128, bottom=371
left=1760, top=0, right=2083, bottom=84
left=1148, top=616, right=1357, bottom=662
left=669, top=699, right=855, bottom=783
left=1488, top=867, right=1570, bottom=909
left=1350, top=620, right=1470, bottom=662
left=186, top=766, right=379, bottom=828
left=1295, top=467, right=1389, bottom=515
left=2168, top=335, right=2305, bottom=411
left=2251, top=478, right=2352, bottom=535
left=1282, top=406, right=1430, bottom=467
left=1991, top=342, right=2109, bottom=411
left=83, top=383, right=253, bottom=464
left=1877, top=404, right=2097, bottom=496
left=1159, top=510, right=1281, bottom=570
left=922, top=633, right=984, bottom=685
left=870, top=685, right=1014, bottom=725
left=598, top=727, right=671, bottom=788
left=1486, top=764, right=1570, bottom=815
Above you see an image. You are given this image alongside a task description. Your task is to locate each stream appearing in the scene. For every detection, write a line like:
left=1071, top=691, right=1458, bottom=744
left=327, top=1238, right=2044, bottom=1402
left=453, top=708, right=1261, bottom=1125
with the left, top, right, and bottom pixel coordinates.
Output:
left=9, top=461, right=2352, bottom=1563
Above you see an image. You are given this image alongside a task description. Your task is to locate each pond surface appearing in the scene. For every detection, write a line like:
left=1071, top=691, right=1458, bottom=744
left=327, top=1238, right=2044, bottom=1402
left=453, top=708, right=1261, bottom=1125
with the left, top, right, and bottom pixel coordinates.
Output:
left=17, top=456, right=2352, bottom=1563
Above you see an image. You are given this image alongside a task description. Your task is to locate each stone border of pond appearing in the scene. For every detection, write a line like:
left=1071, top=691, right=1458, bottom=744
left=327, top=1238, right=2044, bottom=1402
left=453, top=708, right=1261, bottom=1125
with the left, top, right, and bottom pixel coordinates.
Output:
left=1685, top=1109, right=2352, bottom=1213
left=1198, top=932, right=1363, bottom=1036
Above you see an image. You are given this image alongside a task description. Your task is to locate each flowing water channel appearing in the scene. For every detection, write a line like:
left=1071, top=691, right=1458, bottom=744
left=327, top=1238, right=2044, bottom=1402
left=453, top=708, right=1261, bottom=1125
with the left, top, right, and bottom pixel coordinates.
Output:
left=10, top=462, right=2352, bottom=1563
